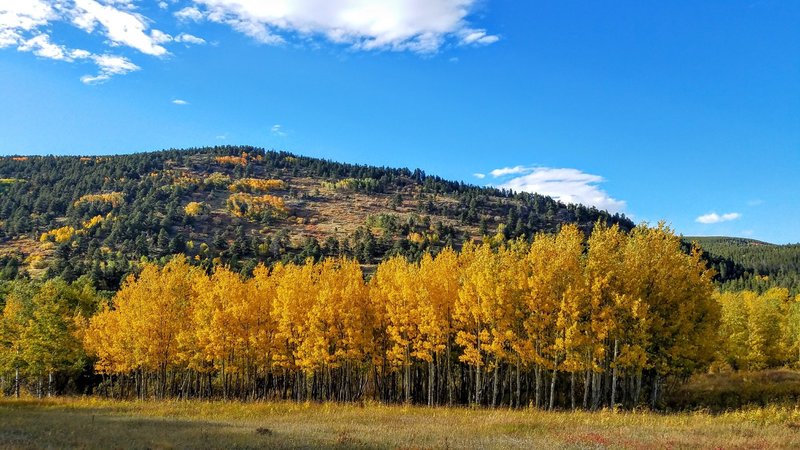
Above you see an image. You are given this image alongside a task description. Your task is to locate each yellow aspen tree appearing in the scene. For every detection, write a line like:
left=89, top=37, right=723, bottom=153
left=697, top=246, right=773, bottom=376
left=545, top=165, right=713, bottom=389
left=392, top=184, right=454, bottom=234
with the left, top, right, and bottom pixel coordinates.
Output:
left=623, top=224, right=718, bottom=406
left=526, top=224, right=585, bottom=410
left=715, top=291, right=749, bottom=370
left=784, top=293, right=800, bottom=367
left=0, top=286, right=32, bottom=398
left=273, top=259, right=319, bottom=400
left=454, top=241, right=497, bottom=405
left=372, top=255, right=421, bottom=402
left=249, top=263, right=280, bottom=394
left=744, top=288, right=789, bottom=369
left=418, top=248, right=459, bottom=405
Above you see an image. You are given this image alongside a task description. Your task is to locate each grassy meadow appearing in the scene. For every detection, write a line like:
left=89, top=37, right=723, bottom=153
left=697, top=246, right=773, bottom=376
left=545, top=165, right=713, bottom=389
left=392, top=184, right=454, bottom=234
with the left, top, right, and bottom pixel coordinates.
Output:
left=3, top=397, right=800, bottom=449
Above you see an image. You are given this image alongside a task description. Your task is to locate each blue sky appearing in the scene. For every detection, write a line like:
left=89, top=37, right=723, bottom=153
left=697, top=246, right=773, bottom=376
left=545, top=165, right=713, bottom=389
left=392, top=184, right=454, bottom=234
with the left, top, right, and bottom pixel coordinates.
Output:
left=1, top=1, right=798, bottom=243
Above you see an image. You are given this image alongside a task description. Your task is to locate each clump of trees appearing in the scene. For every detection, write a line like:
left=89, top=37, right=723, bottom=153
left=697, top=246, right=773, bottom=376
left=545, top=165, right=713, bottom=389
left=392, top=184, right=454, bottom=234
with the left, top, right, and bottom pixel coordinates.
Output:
left=6, top=222, right=716, bottom=409
left=715, top=288, right=800, bottom=371
left=0, top=277, right=103, bottom=397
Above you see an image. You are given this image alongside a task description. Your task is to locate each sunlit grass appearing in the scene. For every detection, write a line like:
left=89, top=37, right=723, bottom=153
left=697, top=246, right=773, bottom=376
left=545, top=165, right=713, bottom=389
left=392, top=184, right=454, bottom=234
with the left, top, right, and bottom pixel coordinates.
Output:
left=3, top=397, right=800, bottom=448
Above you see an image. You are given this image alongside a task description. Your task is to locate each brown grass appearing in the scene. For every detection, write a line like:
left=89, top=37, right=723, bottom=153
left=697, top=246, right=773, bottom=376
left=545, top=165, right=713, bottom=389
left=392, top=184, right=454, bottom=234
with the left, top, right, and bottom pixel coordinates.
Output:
left=669, top=369, right=800, bottom=411
left=3, top=397, right=800, bottom=449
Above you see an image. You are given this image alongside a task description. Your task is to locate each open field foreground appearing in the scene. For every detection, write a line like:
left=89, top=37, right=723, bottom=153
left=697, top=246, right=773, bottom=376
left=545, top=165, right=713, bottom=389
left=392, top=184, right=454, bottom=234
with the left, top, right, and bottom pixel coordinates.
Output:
left=2, top=398, right=800, bottom=449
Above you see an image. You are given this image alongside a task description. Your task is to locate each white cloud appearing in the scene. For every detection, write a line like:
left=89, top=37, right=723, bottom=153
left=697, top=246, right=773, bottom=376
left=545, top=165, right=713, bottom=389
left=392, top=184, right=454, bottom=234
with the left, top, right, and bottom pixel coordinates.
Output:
left=695, top=212, right=742, bottom=224
left=473, top=173, right=485, bottom=179
left=0, top=0, right=56, bottom=47
left=149, top=30, right=206, bottom=45
left=189, top=0, right=499, bottom=52
left=71, top=0, right=169, bottom=56
left=271, top=124, right=286, bottom=136
left=0, top=0, right=204, bottom=83
left=175, top=32, right=206, bottom=44
left=490, top=166, right=627, bottom=213
left=16, top=33, right=137, bottom=84
left=490, top=165, right=532, bottom=177
left=458, top=28, right=499, bottom=45
left=80, top=54, right=140, bottom=84
left=2, top=0, right=498, bottom=84
left=175, top=6, right=204, bottom=21
left=172, top=99, right=189, bottom=105
left=18, top=34, right=82, bottom=61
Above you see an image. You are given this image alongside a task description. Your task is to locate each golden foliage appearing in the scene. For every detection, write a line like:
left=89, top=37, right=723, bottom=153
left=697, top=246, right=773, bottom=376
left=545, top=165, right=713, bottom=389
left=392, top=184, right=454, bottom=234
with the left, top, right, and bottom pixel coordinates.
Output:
left=75, top=223, right=721, bottom=406
left=83, top=215, right=105, bottom=229
left=40, top=226, right=78, bottom=243
left=203, top=172, right=231, bottom=188
left=226, top=193, right=287, bottom=219
left=74, top=192, right=124, bottom=208
left=184, top=202, right=206, bottom=217
left=229, top=178, right=286, bottom=193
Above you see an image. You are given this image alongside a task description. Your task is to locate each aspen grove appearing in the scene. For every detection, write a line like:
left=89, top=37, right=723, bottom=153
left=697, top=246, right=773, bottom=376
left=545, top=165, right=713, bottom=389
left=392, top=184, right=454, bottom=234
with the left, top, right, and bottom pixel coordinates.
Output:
left=2, top=223, right=724, bottom=408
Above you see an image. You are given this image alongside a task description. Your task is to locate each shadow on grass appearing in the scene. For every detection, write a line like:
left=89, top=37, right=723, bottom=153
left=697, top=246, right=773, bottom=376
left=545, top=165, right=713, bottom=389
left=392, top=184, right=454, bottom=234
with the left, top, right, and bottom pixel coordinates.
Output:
left=0, top=404, right=377, bottom=449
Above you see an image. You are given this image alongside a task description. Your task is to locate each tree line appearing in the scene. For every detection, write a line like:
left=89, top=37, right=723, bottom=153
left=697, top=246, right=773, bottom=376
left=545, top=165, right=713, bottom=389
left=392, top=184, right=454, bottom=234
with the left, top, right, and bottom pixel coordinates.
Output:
left=2, top=222, right=728, bottom=409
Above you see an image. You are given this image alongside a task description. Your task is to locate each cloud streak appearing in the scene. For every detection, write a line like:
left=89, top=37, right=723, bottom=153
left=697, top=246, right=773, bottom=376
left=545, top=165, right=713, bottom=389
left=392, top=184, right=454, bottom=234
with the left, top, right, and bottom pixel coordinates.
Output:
left=696, top=212, right=742, bottom=224
left=487, top=166, right=626, bottom=213
left=80, top=54, right=140, bottom=84
left=271, top=124, right=286, bottom=137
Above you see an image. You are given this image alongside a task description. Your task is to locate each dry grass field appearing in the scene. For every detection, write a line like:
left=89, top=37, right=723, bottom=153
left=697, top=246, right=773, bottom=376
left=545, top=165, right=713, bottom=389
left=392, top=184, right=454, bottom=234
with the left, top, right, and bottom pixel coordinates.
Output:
left=2, top=397, right=800, bottom=449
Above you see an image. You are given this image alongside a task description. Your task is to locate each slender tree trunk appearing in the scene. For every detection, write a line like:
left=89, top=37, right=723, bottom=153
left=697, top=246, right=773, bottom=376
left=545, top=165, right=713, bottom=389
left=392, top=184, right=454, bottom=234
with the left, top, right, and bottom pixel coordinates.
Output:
left=583, top=369, right=590, bottom=409
left=592, top=371, right=601, bottom=410
left=611, top=339, right=619, bottom=410
left=447, top=338, right=453, bottom=406
left=475, top=332, right=481, bottom=405
left=48, top=371, right=53, bottom=397
left=491, top=364, right=499, bottom=408
left=570, top=372, right=575, bottom=410
left=405, top=345, right=412, bottom=403
left=548, top=365, right=557, bottom=410
left=651, top=374, right=660, bottom=409
left=15, top=368, right=20, bottom=398
left=428, top=359, right=434, bottom=406
left=634, top=370, right=643, bottom=407
left=515, top=358, right=521, bottom=409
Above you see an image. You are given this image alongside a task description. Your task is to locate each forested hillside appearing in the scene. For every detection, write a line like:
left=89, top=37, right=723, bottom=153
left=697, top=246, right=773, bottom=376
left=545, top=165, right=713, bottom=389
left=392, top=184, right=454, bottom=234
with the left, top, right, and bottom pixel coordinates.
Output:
left=1, top=147, right=799, bottom=409
left=0, top=146, right=632, bottom=290
left=685, top=237, right=800, bottom=295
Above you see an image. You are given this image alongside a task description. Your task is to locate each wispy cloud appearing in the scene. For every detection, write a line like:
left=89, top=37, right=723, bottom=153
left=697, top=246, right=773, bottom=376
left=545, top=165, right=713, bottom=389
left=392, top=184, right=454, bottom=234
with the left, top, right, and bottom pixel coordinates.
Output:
left=696, top=212, right=742, bottom=224
left=271, top=124, right=286, bottom=137
left=80, top=54, right=140, bottom=84
left=473, top=173, right=485, bottom=179
left=490, top=165, right=532, bottom=177
left=747, top=199, right=764, bottom=207
left=18, top=34, right=90, bottom=61
left=172, top=99, right=189, bottom=105
left=487, top=166, right=626, bottom=213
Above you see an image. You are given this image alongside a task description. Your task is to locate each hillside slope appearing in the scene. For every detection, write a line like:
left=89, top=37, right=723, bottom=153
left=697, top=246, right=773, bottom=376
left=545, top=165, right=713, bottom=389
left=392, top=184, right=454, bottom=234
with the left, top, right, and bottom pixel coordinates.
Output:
left=684, top=236, right=800, bottom=294
left=0, top=146, right=632, bottom=290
